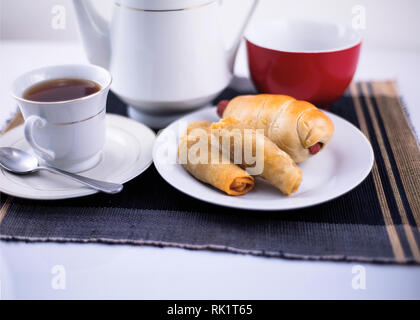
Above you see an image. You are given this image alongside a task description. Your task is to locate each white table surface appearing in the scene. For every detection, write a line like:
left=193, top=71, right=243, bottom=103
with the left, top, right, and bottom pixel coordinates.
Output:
left=0, top=40, right=419, bottom=300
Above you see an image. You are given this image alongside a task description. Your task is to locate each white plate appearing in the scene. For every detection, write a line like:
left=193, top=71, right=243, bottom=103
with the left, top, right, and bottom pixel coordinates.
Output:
left=0, top=114, right=156, bottom=200
left=153, top=107, right=374, bottom=211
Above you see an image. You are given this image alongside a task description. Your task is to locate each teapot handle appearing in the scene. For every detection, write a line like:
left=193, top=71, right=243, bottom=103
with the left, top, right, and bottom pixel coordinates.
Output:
left=220, top=0, right=260, bottom=70
left=72, top=0, right=111, bottom=68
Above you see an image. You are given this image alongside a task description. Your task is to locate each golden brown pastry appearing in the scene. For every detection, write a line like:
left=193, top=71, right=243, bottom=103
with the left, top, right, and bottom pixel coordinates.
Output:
left=217, top=94, right=335, bottom=163
left=178, top=121, right=254, bottom=196
left=210, top=117, right=302, bottom=195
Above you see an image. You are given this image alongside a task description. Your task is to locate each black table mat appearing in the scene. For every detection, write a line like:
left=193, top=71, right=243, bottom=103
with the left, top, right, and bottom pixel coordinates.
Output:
left=1, top=81, right=419, bottom=264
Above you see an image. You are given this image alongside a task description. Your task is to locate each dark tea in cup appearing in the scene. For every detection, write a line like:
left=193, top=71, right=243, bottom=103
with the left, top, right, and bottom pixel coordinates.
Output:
left=23, top=78, right=101, bottom=102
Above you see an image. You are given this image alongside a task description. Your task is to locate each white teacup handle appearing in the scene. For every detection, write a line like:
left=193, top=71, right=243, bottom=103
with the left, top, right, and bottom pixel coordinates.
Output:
left=24, top=115, right=56, bottom=161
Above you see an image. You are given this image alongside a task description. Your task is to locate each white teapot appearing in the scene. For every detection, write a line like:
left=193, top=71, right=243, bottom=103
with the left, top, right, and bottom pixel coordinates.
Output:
left=73, top=0, right=258, bottom=127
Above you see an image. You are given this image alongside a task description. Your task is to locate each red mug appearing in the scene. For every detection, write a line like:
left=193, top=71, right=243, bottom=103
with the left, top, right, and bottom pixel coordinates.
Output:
left=245, top=20, right=362, bottom=107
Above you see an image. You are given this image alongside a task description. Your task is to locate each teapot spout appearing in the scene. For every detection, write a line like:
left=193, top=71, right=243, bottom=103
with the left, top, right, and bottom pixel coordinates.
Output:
left=72, top=0, right=110, bottom=68
left=227, top=0, right=259, bottom=71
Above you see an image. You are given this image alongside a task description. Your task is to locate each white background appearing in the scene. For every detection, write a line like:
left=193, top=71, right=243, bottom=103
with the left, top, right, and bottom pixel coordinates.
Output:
left=0, top=0, right=420, bottom=299
left=2, top=0, right=420, bottom=51
left=1, top=0, right=420, bottom=124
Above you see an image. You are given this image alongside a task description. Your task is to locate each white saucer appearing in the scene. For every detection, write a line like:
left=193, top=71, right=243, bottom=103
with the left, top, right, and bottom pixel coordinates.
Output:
left=153, top=107, right=374, bottom=211
left=0, top=114, right=156, bottom=200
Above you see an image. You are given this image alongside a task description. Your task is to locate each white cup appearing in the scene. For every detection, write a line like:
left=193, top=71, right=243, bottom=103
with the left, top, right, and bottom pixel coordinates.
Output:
left=11, top=64, right=112, bottom=173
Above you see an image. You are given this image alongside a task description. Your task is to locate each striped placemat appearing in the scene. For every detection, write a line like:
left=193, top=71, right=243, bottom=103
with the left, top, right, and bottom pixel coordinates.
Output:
left=0, top=81, right=419, bottom=264
left=349, top=82, right=420, bottom=263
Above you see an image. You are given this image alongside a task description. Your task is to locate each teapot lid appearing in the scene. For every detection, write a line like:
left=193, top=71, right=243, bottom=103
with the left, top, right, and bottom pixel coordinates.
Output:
left=114, top=0, right=217, bottom=12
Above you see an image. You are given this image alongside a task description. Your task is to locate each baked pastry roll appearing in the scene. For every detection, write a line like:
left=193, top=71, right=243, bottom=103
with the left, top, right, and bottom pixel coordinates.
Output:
left=217, top=94, right=334, bottom=163
left=210, top=117, right=302, bottom=195
left=178, top=121, right=254, bottom=196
